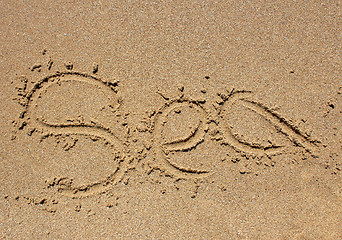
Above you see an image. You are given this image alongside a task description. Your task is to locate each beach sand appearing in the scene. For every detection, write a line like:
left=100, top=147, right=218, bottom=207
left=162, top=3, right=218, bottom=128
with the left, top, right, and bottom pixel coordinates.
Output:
left=1, top=1, right=341, bottom=239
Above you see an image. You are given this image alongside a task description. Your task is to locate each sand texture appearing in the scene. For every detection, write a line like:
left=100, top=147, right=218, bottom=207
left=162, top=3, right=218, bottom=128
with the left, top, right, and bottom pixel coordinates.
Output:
left=1, top=1, right=341, bottom=239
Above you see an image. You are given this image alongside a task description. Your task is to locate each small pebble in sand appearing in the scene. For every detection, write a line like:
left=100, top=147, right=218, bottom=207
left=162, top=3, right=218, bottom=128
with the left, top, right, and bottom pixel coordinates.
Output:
left=75, top=203, right=81, bottom=212
left=92, top=63, right=99, bottom=74
left=65, top=61, right=73, bottom=70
